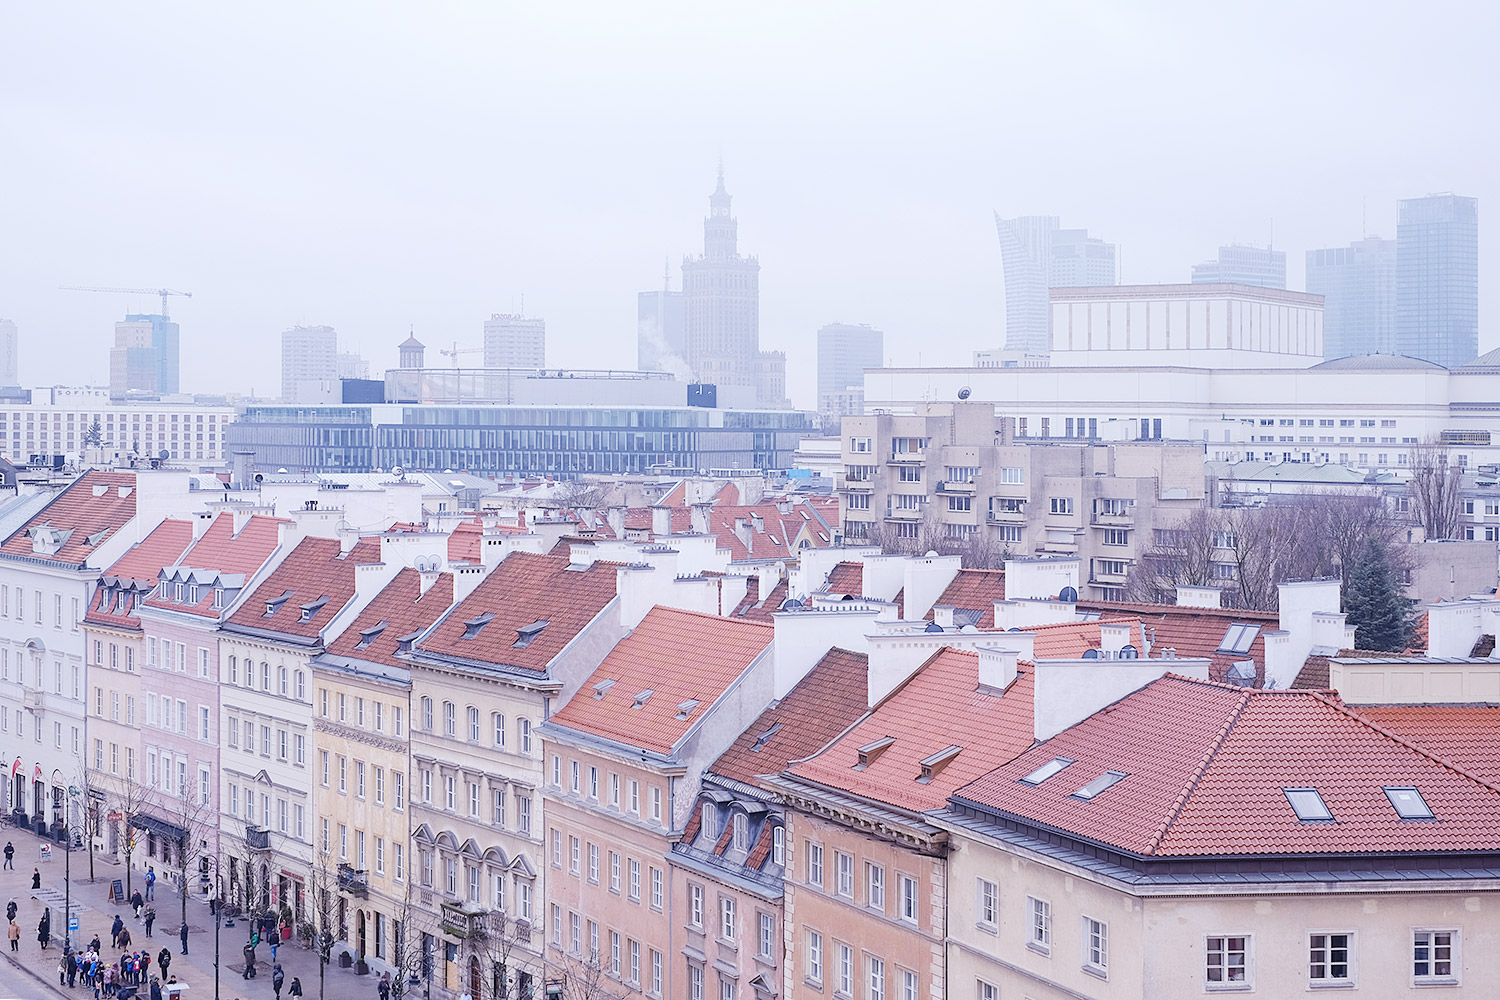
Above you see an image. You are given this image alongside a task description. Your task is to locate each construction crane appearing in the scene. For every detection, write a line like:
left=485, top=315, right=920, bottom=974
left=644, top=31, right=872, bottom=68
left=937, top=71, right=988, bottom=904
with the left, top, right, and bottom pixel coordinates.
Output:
left=440, top=342, right=483, bottom=369
left=60, top=285, right=193, bottom=319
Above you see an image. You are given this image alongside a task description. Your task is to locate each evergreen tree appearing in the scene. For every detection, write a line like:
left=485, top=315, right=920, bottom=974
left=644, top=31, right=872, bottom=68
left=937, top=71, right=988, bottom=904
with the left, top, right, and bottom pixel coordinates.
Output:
left=1343, top=538, right=1411, bottom=652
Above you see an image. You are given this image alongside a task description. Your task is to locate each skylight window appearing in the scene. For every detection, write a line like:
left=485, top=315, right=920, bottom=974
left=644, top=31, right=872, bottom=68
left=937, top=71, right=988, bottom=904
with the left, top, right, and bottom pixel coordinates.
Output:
left=1384, top=786, right=1435, bottom=820
left=1284, top=788, right=1334, bottom=822
left=354, top=621, right=388, bottom=651
left=512, top=619, right=550, bottom=649
left=1020, top=757, right=1074, bottom=786
left=1072, top=771, right=1128, bottom=801
left=1218, top=623, right=1261, bottom=654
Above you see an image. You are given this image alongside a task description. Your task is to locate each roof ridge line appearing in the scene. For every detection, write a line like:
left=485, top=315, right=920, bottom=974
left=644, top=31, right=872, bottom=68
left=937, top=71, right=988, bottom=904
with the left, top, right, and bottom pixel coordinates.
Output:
left=1315, top=692, right=1500, bottom=795
left=1147, top=686, right=1253, bottom=854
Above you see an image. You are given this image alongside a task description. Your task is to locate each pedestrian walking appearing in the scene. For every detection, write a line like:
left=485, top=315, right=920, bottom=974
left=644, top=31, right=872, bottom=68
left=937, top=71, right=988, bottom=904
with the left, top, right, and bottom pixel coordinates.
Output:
left=144, top=906, right=155, bottom=937
left=32, top=866, right=41, bottom=889
left=112, top=915, right=124, bottom=949
left=269, top=934, right=279, bottom=963
left=5, top=919, right=16, bottom=952
left=38, top=910, right=51, bottom=949
left=59, top=951, right=70, bottom=985
left=272, top=963, right=285, bottom=1000
left=2, top=841, right=12, bottom=869
left=178, top=922, right=188, bottom=955
left=4, top=899, right=15, bottom=922
left=288, top=976, right=303, bottom=997
left=144, top=868, right=155, bottom=902
left=119, top=927, right=132, bottom=950
left=156, top=947, right=170, bottom=980
left=378, top=971, right=391, bottom=1000
left=91, top=933, right=102, bottom=954
left=131, top=891, right=143, bottom=919
left=242, top=941, right=256, bottom=979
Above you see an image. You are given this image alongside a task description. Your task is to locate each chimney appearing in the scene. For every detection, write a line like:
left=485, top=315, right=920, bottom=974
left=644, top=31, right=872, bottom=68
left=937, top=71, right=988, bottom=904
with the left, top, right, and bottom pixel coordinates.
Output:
left=1098, top=621, right=1133, bottom=656
left=932, top=606, right=956, bottom=629
left=734, top=518, right=752, bottom=551
left=1176, top=585, right=1222, bottom=608
left=976, top=647, right=1019, bottom=690
left=1033, top=654, right=1213, bottom=740
left=690, top=503, right=712, bottom=536
left=192, top=511, right=215, bottom=540
left=1267, top=579, right=1342, bottom=689
left=652, top=506, right=673, bottom=538
left=750, top=512, right=764, bottom=534
left=1004, top=557, right=1080, bottom=601
left=452, top=564, right=487, bottom=604
left=418, top=569, right=439, bottom=594
left=605, top=507, right=625, bottom=540
left=902, top=552, right=962, bottom=619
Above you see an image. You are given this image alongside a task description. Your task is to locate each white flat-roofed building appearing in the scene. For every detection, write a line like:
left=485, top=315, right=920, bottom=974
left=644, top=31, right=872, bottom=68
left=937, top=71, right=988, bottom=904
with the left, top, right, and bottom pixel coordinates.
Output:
left=863, top=351, right=1500, bottom=474
left=0, top=390, right=236, bottom=466
left=1049, top=283, right=1324, bottom=368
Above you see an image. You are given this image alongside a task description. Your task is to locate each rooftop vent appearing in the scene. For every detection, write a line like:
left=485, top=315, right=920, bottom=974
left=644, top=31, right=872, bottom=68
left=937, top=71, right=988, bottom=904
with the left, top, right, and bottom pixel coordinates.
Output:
left=674, top=698, right=700, bottom=721
left=263, top=590, right=294, bottom=618
left=854, top=736, right=896, bottom=770
left=395, top=629, right=423, bottom=653
left=512, top=620, right=550, bottom=649
left=592, top=679, right=616, bottom=700
left=631, top=689, right=654, bottom=709
left=460, top=612, right=495, bottom=640
left=298, top=596, right=330, bottom=623
left=917, top=745, right=962, bottom=784
left=750, top=722, right=782, bottom=752
left=354, top=621, right=388, bottom=650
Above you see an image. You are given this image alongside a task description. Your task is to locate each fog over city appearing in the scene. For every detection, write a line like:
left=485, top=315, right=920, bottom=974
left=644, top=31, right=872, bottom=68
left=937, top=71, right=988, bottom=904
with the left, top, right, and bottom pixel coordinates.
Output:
left=1, top=2, right=1495, bottom=406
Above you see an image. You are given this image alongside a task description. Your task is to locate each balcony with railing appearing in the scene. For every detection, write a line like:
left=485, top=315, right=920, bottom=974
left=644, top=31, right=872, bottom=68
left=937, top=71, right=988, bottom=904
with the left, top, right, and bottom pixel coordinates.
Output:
left=337, top=862, right=369, bottom=898
left=440, top=900, right=488, bottom=939
left=1091, top=501, right=1135, bottom=526
left=245, top=826, right=271, bottom=851
left=937, top=479, right=976, bottom=494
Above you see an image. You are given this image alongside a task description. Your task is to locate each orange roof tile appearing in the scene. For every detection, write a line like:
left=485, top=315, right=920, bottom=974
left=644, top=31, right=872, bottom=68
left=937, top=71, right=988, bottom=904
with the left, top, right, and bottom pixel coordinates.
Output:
left=956, top=676, right=1500, bottom=856
left=1353, top=704, right=1500, bottom=786
left=324, top=568, right=455, bottom=669
left=712, top=648, right=870, bottom=786
left=822, top=561, right=864, bottom=595
left=924, top=569, right=1006, bottom=627
left=550, top=607, right=774, bottom=754
left=731, top=577, right=788, bottom=622
left=142, top=514, right=286, bottom=618
left=448, top=520, right=484, bottom=563
left=786, top=649, right=1036, bottom=812
left=225, top=536, right=383, bottom=640
left=417, top=551, right=617, bottom=673
left=0, top=469, right=137, bottom=566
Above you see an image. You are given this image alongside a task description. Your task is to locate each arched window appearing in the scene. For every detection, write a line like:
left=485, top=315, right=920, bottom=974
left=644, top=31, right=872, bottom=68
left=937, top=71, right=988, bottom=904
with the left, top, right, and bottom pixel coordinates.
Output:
left=443, top=701, right=456, bottom=738
left=295, top=671, right=306, bottom=700
left=492, top=713, right=506, bottom=747
left=279, top=666, right=289, bottom=695
left=420, top=697, right=434, bottom=732
left=467, top=706, right=479, bottom=742
left=226, top=656, right=238, bottom=684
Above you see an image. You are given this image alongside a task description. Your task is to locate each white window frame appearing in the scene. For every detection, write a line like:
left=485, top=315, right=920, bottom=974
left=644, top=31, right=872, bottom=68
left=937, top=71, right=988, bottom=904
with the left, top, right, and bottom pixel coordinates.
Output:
left=1307, top=931, right=1352, bottom=988
left=1412, top=928, right=1459, bottom=986
left=1082, top=916, right=1108, bottom=978
left=1205, top=934, right=1252, bottom=990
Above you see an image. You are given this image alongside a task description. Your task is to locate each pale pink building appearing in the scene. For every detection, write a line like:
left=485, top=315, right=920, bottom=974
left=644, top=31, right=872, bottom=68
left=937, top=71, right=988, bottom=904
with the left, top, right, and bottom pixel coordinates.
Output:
left=135, top=509, right=290, bottom=888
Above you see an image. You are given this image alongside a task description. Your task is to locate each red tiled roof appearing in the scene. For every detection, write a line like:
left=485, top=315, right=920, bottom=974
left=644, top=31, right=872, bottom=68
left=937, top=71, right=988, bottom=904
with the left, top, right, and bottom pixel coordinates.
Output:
left=712, top=648, right=870, bottom=786
left=0, top=470, right=137, bottom=566
left=417, top=551, right=618, bottom=673
left=822, top=561, right=864, bottom=595
left=1292, top=654, right=1332, bottom=690
left=731, top=577, right=788, bottom=622
left=1076, top=602, right=1279, bottom=686
left=448, top=520, right=483, bottom=563
left=711, top=483, right=740, bottom=506
left=85, top=519, right=196, bottom=630
left=142, top=514, right=286, bottom=618
left=325, top=568, right=455, bottom=669
left=956, top=676, right=1500, bottom=856
left=786, top=649, right=1036, bottom=812
left=550, top=607, right=774, bottom=754
left=658, top=481, right=687, bottom=507
left=225, top=536, right=383, bottom=639
left=924, top=569, right=1006, bottom=627
left=700, top=503, right=830, bottom=561
left=1353, top=704, right=1500, bottom=786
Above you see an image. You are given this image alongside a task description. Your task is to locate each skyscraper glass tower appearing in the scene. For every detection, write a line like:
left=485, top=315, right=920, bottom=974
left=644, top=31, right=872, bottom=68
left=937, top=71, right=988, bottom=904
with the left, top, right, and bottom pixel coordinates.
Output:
left=1396, top=194, right=1479, bottom=367
left=994, top=214, right=1116, bottom=353
left=1307, top=237, right=1396, bottom=360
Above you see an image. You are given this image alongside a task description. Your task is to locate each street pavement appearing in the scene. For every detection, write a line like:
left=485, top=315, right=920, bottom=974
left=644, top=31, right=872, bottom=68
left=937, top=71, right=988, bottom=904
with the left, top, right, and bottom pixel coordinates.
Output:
left=0, top=825, right=376, bottom=999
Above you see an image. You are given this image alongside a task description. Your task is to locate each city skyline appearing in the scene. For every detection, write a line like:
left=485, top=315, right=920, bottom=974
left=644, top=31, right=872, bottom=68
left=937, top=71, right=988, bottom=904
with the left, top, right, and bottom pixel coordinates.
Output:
left=1, top=5, right=1494, bottom=408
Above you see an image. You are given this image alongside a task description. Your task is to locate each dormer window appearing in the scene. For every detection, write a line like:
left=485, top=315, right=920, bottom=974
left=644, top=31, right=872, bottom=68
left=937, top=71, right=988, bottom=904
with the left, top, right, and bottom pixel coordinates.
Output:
left=512, top=620, right=550, bottom=649
left=354, top=622, right=388, bottom=651
left=700, top=803, right=720, bottom=840
left=263, top=591, right=292, bottom=618
left=187, top=584, right=199, bottom=605
left=460, top=612, right=494, bottom=640
left=917, top=745, right=961, bottom=784
left=395, top=629, right=422, bottom=653
left=174, top=583, right=185, bottom=603
left=675, top=699, right=700, bottom=721
left=211, top=588, right=225, bottom=610
left=731, top=812, right=749, bottom=853
left=298, top=596, right=329, bottom=624
left=592, top=679, right=616, bottom=700
left=632, top=690, right=653, bottom=709
left=854, top=736, right=895, bottom=770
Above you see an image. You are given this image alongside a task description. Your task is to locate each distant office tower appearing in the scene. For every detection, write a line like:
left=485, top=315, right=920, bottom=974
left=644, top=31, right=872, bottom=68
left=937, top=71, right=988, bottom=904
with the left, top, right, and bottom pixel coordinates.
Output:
left=114, top=313, right=181, bottom=394
left=336, top=351, right=371, bottom=380
left=109, top=319, right=160, bottom=398
left=756, top=351, right=788, bottom=409
left=638, top=268, right=687, bottom=375
left=483, top=313, right=546, bottom=369
left=0, top=319, right=17, bottom=386
left=683, top=168, right=763, bottom=397
left=280, top=324, right=339, bottom=401
left=1191, top=244, right=1286, bottom=288
left=1397, top=194, right=1479, bottom=367
left=1307, top=237, right=1397, bottom=359
left=994, top=214, right=1116, bottom=353
left=817, top=323, right=884, bottom=419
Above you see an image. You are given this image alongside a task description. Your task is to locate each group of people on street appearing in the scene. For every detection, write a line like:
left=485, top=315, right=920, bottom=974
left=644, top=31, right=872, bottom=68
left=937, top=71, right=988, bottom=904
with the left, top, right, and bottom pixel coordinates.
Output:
left=57, top=939, right=169, bottom=991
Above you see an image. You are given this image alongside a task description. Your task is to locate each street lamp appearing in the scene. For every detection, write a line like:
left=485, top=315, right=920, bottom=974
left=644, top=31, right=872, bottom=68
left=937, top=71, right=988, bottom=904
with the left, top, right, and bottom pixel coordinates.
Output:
left=212, top=870, right=223, bottom=1000
left=64, top=785, right=80, bottom=953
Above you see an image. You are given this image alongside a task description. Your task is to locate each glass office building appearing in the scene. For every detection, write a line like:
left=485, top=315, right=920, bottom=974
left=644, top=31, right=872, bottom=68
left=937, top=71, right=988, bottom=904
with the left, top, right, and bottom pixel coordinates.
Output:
left=226, top=403, right=812, bottom=476
left=1397, top=194, right=1479, bottom=367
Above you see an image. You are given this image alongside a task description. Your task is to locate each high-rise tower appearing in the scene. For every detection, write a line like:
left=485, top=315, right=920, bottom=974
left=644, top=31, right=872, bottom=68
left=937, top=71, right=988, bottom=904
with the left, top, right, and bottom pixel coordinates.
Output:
left=682, top=167, right=763, bottom=399
left=1307, top=237, right=1397, bottom=359
left=995, top=214, right=1116, bottom=353
left=1397, top=194, right=1479, bottom=367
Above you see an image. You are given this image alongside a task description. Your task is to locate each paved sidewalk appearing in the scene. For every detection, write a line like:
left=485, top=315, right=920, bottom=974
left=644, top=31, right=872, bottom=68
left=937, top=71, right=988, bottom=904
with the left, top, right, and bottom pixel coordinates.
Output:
left=0, top=825, right=378, bottom=999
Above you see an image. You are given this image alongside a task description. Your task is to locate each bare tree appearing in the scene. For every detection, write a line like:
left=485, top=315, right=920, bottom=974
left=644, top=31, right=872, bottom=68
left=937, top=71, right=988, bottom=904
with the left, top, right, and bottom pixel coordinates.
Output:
left=97, top=773, right=159, bottom=899
left=159, top=788, right=218, bottom=925
left=385, top=879, right=431, bottom=1000
left=303, top=853, right=340, bottom=1000
left=1408, top=438, right=1465, bottom=540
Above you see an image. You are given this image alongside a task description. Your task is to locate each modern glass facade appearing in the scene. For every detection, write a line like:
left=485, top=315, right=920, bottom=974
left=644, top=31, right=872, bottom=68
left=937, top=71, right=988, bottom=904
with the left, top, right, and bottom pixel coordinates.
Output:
left=1397, top=194, right=1479, bottom=368
left=226, top=404, right=811, bottom=476
left=124, top=313, right=180, bottom=395
left=1307, top=237, right=1397, bottom=360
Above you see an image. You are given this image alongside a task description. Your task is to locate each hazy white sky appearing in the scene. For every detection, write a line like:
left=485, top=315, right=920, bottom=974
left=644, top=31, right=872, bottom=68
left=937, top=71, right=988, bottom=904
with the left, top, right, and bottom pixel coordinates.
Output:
left=2, top=2, right=1495, bottom=407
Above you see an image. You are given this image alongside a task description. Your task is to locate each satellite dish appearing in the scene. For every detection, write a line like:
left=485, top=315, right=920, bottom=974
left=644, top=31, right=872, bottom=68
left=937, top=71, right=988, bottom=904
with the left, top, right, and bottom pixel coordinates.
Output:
left=158, top=449, right=170, bottom=460
left=957, top=386, right=972, bottom=400
left=392, top=466, right=405, bottom=479
left=924, top=621, right=945, bottom=633
left=1058, top=586, right=1078, bottom=603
